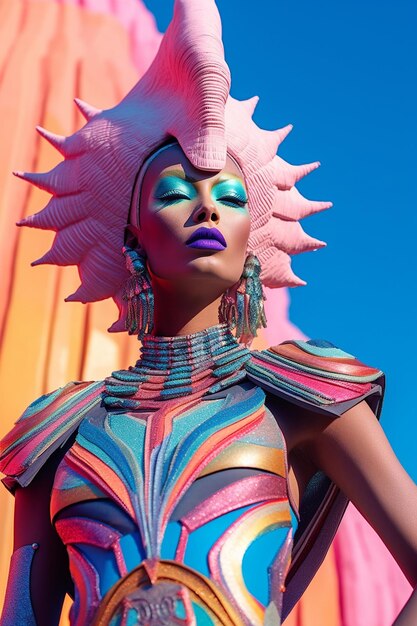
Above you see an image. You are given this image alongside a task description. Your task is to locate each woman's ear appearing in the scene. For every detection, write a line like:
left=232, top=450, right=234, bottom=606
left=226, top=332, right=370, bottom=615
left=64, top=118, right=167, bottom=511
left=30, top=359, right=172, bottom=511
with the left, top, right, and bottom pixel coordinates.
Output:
left=124, top=224, right=144, bottom=252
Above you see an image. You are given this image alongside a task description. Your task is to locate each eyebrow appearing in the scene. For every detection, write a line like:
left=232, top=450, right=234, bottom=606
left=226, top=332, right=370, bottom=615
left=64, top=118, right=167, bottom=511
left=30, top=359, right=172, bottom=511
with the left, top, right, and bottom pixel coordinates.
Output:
left=160, top=169, right=188, bottom=180
left=160, top=170, right=244, bottom=184
left=215, top=175, right=245, bottom=184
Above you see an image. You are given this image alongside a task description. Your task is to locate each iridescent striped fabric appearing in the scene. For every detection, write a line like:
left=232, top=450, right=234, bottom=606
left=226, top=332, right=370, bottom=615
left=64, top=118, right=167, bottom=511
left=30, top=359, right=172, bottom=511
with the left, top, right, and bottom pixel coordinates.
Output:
left=104, top=324, right=251, bottom=409
left=52, top=384, right=294, bottom=625
left=247, top=339, right=384, bottom=409
left=0, top=380, right=103, bottom=490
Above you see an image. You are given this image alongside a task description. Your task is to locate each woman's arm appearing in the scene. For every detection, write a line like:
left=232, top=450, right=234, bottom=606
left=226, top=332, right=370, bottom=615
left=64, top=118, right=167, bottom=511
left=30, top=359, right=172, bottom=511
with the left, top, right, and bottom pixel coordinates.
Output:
left=1, top=452, right=70, bottom=626
left=305, top=400, right=417, bottom=623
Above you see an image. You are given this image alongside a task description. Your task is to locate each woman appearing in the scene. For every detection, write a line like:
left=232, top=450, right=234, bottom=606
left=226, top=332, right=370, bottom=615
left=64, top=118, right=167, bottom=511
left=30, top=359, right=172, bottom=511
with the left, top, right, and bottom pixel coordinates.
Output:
left=0, top=1, right=416, bottom=625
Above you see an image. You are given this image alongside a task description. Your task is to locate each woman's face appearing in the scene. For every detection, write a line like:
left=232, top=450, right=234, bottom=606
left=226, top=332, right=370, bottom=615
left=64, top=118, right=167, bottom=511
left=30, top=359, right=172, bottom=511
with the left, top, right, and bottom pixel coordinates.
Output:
left=131, top=144, right=251, bottom=294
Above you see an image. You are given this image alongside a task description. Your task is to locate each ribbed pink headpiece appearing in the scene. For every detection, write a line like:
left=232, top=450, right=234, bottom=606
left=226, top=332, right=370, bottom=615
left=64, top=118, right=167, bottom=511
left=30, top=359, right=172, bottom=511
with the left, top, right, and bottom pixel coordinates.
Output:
left=15, top=0, right=331, bottom=332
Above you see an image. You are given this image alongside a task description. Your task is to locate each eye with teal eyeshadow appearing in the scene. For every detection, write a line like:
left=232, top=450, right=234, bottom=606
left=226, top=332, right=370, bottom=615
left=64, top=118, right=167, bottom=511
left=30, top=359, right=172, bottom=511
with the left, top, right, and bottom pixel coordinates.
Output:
left=212, top=180, right=248, bottom=210
left=153, top=176, right=197, bottom=207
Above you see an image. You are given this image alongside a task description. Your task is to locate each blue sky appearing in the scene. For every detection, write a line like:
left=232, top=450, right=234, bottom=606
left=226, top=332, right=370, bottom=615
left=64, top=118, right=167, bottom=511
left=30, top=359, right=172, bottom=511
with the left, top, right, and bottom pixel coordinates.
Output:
left=144, top=0, right=417, bottom=479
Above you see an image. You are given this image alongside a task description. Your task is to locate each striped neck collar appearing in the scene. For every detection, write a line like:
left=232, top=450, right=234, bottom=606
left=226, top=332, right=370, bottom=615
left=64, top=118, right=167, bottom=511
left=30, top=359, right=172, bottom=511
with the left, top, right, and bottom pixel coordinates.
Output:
left=104, top=325, right=251, bottom=410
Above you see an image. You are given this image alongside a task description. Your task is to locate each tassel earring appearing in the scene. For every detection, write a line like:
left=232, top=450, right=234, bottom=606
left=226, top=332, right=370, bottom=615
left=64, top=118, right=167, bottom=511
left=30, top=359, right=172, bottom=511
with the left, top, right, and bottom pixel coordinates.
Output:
left=219, top=254, right=267, bottom=344
left=123, top=245, right=154, bottom=338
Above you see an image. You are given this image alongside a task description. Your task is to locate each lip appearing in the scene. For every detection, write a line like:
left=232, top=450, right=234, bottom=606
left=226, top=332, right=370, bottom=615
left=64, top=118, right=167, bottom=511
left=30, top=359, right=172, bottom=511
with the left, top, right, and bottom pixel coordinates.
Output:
left=186, top=227, right=227, bottom=251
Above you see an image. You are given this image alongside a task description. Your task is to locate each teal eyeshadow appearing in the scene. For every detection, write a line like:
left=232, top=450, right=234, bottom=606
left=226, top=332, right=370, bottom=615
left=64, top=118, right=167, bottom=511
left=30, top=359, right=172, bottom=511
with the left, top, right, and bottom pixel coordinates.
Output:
left=212, top=180, right=248, bottom=208
left=153, top=176, right=197, bottom=201
left=152, top=176, right=248, bottom=212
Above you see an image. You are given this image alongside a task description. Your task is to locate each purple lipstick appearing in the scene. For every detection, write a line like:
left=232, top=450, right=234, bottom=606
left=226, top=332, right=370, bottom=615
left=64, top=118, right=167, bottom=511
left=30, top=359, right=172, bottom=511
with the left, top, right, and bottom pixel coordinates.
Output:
left=186, top=227, right=227, bottom=251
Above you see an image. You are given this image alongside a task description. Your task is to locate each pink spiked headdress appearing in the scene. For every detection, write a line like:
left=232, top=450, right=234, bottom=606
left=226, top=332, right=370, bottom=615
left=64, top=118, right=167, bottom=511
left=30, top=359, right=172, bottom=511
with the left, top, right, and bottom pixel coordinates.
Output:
left=15, top=0, right=331, bottom=332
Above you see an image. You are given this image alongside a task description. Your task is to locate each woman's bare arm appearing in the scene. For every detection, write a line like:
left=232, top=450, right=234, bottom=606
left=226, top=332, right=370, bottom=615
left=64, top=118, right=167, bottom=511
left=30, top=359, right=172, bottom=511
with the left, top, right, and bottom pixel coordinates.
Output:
left=1, top=452, right=70, bottom=626
left=305, top=400, right=417, bottom=623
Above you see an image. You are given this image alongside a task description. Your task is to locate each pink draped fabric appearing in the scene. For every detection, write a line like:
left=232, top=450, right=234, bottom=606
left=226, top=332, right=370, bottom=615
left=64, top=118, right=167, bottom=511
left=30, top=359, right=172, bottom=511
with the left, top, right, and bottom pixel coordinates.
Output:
left=333, top=504, right=411, bottom=626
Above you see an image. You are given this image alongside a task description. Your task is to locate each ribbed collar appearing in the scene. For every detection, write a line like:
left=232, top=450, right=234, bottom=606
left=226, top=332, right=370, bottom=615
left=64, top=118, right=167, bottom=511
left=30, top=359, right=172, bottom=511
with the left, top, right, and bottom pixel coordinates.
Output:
left=104, top=325, right=251, bottom=410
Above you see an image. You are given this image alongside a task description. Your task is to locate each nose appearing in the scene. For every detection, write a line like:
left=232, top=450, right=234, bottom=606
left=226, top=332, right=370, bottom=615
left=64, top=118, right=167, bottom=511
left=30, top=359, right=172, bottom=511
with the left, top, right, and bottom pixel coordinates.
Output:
left=192, top=187, right=220, bottom=225
left=192, top=201, right=220, bottom=225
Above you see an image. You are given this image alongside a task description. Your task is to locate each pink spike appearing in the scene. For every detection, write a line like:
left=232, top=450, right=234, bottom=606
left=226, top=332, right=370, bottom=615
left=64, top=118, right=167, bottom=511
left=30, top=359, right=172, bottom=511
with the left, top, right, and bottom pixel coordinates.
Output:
left=31, top=249, right=57, bottom=266
left=258, top=249, right=306, bottom=288
left=291, top=161, right=321, bottom=183
left=275, top=265, right=307, bottom=287
left=293, top=233, right=326, bottom=254
left=251, top=217, right=326, bottom=256
left=74, top=98, right=101, bottom=121
left=65, top=286, right=87, bottom=303
left=36, top=126, right=67, bottom=155
left=16, top=215, right=35, bottom=227
left=295, top=198, right=333, bottom=217
left=261, top=129, right=283, bottom=161
left=276, top=124, right=293, bottom=146
left=293, top=276, right=307, bottom=286
left=241, top=96, right=259, bottom=117
left=108, top=289, right=128, bottom=333
left=108, top=318, right=126, bottom=333
left=271, top=158, right=321, bottom=190
left=261, top=125, right=293, bottom=161
left=272, top=186, right=332, bottom=221
left=13, top=170, right=56, bottom=194
left=267, top=219, right=327, bottom=254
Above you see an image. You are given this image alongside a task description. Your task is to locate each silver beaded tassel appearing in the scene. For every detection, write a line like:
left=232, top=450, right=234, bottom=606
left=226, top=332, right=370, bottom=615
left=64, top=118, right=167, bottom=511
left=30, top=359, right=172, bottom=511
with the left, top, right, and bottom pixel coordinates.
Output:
left=123, top=245, right=154, bottom=338
left=219, top=254, right=267, bottom=343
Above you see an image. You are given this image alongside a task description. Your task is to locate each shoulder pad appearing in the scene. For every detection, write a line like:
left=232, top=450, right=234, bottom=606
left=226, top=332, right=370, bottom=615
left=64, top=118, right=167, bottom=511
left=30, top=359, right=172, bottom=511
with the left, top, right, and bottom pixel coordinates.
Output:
left=246, top=339, right=385, bottom=416
left=0, top=380, right=104, bottom=490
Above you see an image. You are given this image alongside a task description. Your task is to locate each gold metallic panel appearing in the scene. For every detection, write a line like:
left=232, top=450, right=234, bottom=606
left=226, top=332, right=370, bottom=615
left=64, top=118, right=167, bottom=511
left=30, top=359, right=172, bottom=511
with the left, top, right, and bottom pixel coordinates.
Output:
left=199, top=442, right=286, bottom=478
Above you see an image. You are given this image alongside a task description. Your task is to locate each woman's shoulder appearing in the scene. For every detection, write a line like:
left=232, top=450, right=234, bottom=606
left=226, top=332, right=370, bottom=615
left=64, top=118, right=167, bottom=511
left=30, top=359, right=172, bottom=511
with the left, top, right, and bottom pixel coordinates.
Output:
left=246, top=338, right=385, bottom=418
left=0, top=380, right=104, bottom=492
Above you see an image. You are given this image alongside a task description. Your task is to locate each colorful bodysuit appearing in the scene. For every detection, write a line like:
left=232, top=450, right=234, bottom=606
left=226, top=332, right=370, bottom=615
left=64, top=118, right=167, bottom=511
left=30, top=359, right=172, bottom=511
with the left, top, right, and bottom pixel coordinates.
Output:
left=0, top=325, right=384, bottom=626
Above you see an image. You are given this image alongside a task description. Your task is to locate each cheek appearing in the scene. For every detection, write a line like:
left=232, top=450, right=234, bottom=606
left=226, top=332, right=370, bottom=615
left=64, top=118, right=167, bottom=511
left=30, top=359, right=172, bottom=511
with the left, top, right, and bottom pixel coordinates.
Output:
left=139, top=209, right=187, bottom=272
left=236, top=215, right=251, bottom=248
left=227, top=212, right=251, bottom=254
left=222, top=212, right=251, bottom=280
left=142, top=210, right=181, bottom=242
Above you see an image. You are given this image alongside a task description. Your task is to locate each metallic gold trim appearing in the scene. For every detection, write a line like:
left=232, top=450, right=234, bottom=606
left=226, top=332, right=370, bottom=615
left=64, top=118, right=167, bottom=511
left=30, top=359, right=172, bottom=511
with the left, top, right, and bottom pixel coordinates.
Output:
left=92, top=559, right=245, bottom=626
left=198, top=442, right=285, bottom=478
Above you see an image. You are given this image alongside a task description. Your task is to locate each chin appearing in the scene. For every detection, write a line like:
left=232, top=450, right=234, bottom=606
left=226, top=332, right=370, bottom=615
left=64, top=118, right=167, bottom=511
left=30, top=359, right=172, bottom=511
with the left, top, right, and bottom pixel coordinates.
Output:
left=149, top=253, right=244, bottom=294
left=185, top=255, right=242, bottom=285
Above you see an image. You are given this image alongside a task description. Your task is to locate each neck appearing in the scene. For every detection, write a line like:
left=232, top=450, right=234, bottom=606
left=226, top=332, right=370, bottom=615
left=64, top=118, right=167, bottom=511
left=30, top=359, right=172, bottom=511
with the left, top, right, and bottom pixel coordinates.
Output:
left=151, top=281, right=223, bottom=337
